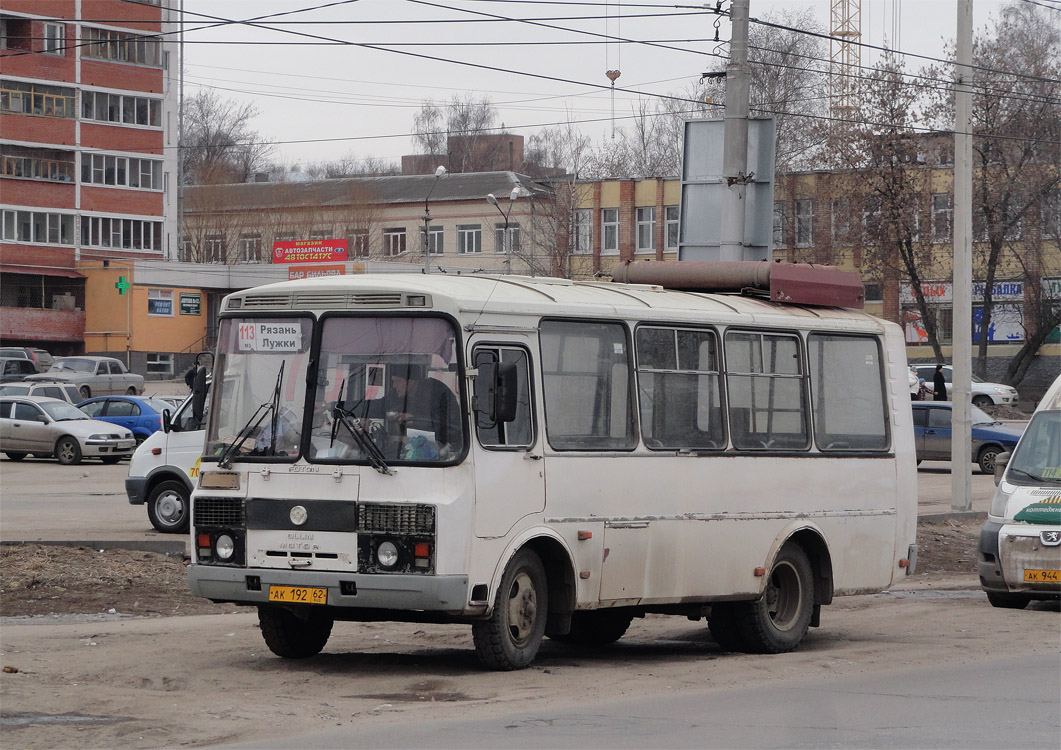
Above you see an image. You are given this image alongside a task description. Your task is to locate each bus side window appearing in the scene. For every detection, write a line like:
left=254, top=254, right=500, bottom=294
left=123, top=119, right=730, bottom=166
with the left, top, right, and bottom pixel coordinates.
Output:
left=473, top=346, right=534, bottom=449
left=724, top=330, right=809, bottom=451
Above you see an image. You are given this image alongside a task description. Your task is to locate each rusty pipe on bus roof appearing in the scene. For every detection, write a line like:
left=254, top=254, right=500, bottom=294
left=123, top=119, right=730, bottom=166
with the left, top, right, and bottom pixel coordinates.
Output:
left=608, top=260, right=865, bottom=308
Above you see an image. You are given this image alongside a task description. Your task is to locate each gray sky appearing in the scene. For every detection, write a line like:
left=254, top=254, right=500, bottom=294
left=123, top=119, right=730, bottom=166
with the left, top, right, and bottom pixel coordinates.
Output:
left=178, top=0, right=1012, bottom=168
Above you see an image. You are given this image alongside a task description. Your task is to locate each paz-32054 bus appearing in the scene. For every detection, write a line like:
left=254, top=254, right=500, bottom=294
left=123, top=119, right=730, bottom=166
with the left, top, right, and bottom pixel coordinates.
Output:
left=188, top=264, right=918, bottom=670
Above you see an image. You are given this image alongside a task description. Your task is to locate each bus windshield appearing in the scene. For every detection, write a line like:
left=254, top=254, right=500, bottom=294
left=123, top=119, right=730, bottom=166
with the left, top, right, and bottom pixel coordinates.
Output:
left=205, top=317, right=313, bottom=462
left=307, top=316, right=464, bottom=464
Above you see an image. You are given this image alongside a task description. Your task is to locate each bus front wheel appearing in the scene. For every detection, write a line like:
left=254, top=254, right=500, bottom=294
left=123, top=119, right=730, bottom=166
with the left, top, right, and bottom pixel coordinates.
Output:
left=258, top=606, right=333, bottom=658
left=473, top=549, right=548, bottom=670
left=737, top=542, right=814, bottom=654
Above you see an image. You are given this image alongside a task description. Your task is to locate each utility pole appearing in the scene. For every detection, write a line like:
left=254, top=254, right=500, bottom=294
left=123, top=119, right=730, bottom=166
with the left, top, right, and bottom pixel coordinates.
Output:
left=952, top=0, right=973, bottom=511
left=719, top=0, right=750, bottom=261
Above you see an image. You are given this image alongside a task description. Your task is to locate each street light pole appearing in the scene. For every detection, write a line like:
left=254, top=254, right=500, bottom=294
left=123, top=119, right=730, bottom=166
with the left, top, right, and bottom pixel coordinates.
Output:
left=423, top=165, right=446, bottom=274
left=487, top=186, right=521, bottom=275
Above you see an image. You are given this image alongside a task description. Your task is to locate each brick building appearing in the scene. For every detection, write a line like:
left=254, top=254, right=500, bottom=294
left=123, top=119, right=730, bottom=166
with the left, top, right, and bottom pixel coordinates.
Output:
left=0, top=1, right=180, bottom=357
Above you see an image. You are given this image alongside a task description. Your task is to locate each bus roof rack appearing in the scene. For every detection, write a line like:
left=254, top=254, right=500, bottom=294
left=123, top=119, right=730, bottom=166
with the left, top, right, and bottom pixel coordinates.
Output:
left=608, top=260, right=865, bottom=309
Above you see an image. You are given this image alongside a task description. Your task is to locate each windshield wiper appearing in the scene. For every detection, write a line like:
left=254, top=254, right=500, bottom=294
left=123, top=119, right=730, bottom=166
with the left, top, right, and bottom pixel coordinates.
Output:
left=218, top=362, right=285, bottom=469
left=1008, top=467, right=1049, bottom=483
left=331, top=379, right=392, bottom=475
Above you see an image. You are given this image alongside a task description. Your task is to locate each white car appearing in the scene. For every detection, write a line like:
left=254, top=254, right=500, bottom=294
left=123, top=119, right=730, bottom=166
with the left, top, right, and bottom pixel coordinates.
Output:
left=0, top=395, right=135, bottom=465
left=911, top=365, right=1019, bottom=407
left=979, top=375, right=1061, bottom=608
left=125, top=387, right=207, bottom=533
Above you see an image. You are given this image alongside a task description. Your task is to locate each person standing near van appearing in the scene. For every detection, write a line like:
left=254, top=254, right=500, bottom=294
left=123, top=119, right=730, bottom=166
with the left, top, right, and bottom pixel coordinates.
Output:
left=933, top=364, right=948, bottom=401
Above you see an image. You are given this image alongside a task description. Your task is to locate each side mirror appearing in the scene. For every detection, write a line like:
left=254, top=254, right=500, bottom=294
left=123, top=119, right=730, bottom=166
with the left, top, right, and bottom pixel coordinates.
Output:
left=191, top=366, right=207, bottom=426
left=162, top=408, right=172, bottom=434
left=474, top=361, right=519, bottom=427
left=994, top=451, right=1011, bottom=486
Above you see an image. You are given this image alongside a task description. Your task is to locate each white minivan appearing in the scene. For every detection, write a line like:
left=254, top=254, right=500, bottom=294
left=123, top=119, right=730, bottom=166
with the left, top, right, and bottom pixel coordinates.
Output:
left=978, top=375, right=1061, bottom=608
left=125, top=384, right=207, bottom=533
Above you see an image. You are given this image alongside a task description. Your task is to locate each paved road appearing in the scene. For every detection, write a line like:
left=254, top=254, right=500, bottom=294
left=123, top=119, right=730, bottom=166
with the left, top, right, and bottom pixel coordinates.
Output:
left=231, top=653, right=1060, bottom=749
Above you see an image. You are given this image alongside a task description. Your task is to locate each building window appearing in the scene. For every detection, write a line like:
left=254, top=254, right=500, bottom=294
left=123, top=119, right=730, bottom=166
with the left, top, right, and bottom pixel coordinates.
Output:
left=0, top=79, right=76, bottom=118
left=772, top=201, right=787, bottom=247
left=795, top=200, right=813, bottom=247
left=348, top=229, right=369, bottom=257
left=42, top=22, right=64, bottom=55
left=602, top=208, right=619, bottom=254
left=204, top=234, right=226, bottom=263
left=81, top=90, right=161, bottom=127
left=80, top=216, right=163, bottom=251
left=665, top=205, right=679, bottom=250
left=573, top=208, right=592, bottom=254
left=931, top=193, right=952, bottom=243
left=147, top=289, right=173, bottom=317
left=83, top=27, right=162, bottom=67
left=636, top=207, right=656, bottom=253
left=831, top=199, right=849, bottom=241
left=420, top=225, right=444, bottom=255
left=146, top=353, right=173, bottom=375
left=457, top=224, right=482, bottom=254
left=239, top=233, right=262, bottom=262
left=1, top=146, right=74, bottom=182
left=494, top=222, right=520, bottom=254
left=80, top=153, right=162, bottom=189
left=1, top=209, right=75, bottom=245
left=384, top=227, right=406, bottom=256
left=309, top=229, right=331, bottom=242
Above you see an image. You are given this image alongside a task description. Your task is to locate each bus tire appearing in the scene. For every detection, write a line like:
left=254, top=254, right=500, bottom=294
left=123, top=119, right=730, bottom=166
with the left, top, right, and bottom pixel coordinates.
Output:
left=708, top=603, right=748, bottom=652
left=561, top=610, right=633, bottom=647
left=258, top=606, right=333, bottom=659
left=736, top=541, right=814, bottom=654
left=472, top=549, right=548, bottom=670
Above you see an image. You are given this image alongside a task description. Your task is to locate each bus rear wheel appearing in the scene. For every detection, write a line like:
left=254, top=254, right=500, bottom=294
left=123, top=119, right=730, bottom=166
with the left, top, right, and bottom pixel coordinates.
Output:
left=736, top=542, right=814, bottom=654
left=473, top=549, right=548, bottom=670
left=258, top=606, right=333, bottom=658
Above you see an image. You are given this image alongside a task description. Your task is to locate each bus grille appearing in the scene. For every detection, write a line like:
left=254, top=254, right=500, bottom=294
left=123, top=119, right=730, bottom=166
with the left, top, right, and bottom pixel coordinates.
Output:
left=350, top=293, right=403, bottom=306
left=240, top=294, right=292, bottom=310
left=195, top=497, right=245, bottom=527
left=357, top=503, right=434, bottom=535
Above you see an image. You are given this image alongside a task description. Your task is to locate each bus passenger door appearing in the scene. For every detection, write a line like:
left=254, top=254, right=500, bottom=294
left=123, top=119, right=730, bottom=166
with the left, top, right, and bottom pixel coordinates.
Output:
left=471, top=344, right=545, bottom=538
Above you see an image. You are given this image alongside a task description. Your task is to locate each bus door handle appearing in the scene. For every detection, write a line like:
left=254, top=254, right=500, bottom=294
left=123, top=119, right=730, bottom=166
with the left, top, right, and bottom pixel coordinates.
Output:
left=523, top=453, right=542, bottom=461
left=288, top=558, right=313, bottom=568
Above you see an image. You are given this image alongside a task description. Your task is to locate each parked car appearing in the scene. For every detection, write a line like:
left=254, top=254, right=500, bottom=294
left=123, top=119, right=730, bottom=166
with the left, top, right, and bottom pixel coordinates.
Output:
left=912, top=401, right=1024, bottom=473
left=979, top=374, right=1061, bottom=609
left=0, top=347, right=54, bottom=372
left=126, top=383, right=209, bottom=533
left=77, top=395, right=173, bottom=444
left=0, top=357, right=40, bottom=383
left=27, top=356, right=144, bottom=398
left=0, top=380, right=82, bottom=404
left=911, top=364, right=1019, bottom=407
left=0, top=395, right=136, bottom=465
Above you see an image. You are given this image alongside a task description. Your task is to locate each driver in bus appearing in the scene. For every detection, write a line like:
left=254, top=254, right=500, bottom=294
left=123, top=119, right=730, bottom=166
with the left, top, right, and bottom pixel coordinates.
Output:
left=385, top=362, right=461, bottom=458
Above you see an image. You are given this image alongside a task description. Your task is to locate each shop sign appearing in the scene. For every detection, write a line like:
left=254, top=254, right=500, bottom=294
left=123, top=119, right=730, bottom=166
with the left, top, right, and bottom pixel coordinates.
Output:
left=147, top=297, right=172, bottom=316
left=273, top=239, right=348, bottom=264
left=288, top=264, right=345, bottom=281
left=972, top=280, right=1023, bottom=301
left=899, top=281, right=952, bottom=304
left=179, top=293, right=201, bottom=316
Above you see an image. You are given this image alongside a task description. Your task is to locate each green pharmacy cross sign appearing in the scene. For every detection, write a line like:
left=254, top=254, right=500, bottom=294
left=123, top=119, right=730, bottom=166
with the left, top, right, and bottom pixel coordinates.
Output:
left=115, top=276, right=130, bottom=295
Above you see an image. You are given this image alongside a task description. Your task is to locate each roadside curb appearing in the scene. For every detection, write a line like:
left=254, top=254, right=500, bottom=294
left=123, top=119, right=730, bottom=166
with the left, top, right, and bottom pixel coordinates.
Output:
left=918, top=511, right=988, bottom=524
left=1, top=539, right=188, bottom=557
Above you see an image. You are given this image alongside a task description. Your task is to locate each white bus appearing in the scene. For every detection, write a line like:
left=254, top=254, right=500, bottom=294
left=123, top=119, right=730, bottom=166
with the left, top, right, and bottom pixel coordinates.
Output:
left=188, top=269, right=918, bottom=670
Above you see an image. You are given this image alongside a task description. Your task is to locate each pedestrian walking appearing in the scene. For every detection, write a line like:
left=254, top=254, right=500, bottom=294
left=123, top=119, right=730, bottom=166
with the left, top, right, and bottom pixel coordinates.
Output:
left=933, top=364, right=948, bottom=401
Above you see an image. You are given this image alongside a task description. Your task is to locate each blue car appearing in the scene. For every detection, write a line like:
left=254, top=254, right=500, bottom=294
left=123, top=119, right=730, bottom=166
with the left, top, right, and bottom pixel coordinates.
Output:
left=77, top=396, right=173, bottom=444
left=912, top=401, right=1024, bottom=474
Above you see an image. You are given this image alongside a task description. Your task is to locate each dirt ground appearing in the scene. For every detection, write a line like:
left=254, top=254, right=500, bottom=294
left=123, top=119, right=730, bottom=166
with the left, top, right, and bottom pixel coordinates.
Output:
left=1, top=517, right=982, bottom=618
left=2, top=517, right=1059, bottom=750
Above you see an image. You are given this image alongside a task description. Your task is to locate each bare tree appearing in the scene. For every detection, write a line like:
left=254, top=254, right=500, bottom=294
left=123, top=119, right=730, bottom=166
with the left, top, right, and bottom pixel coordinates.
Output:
left=182, top=90, right=272, bottom=185
left=411, top=95, right=509, bottom=173
left=923, top=2, right=1061, bottom=381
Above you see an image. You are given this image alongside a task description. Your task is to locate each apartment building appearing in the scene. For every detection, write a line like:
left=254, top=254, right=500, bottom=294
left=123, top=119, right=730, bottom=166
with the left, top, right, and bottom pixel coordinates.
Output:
left=0, top=0, right=179, bottom=356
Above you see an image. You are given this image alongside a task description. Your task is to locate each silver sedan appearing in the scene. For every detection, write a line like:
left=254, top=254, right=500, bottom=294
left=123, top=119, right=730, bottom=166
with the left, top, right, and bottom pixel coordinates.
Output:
left=0, top=395, right=136, bottom=465
left=26, top=356, right=144, bottom=399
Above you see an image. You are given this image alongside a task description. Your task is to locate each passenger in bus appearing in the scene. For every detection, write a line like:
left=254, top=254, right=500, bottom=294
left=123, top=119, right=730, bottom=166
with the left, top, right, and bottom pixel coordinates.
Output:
left=385, top=363, right=461, bottom=455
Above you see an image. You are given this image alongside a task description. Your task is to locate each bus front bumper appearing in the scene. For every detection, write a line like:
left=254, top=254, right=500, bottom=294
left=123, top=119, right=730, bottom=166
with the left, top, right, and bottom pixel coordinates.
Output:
left=187, top=564, right=471, bottom=613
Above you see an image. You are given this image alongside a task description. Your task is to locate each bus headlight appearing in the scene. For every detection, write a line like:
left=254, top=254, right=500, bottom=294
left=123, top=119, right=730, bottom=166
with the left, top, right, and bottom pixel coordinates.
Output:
left=376, top=540, right=399, bottom=569
left=215, top=534, right=236, bottom=561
